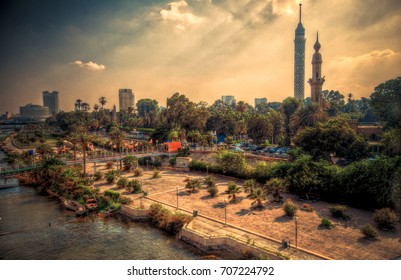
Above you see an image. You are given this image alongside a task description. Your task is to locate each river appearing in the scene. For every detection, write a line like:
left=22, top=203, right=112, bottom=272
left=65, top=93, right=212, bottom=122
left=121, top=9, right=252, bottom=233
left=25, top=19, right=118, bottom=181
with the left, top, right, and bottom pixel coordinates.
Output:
left=0, top=185, right=209, bottom=260
left=0, top=146, right=225, bottom=260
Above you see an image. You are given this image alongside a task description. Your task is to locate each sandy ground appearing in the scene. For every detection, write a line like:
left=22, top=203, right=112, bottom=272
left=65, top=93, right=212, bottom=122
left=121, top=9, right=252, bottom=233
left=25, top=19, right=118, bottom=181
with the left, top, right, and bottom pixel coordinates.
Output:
left=87, top=163, right=401, bottom=260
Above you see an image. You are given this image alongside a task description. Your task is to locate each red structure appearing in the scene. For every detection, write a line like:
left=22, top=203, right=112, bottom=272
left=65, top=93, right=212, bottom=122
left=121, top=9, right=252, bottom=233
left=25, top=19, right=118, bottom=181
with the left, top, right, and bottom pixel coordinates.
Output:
left=163, top=142, right=182, bottom=153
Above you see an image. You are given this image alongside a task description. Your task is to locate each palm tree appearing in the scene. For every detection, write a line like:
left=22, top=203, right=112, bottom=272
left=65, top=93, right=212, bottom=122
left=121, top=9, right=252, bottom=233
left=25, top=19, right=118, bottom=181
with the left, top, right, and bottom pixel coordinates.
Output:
left=290, top=103, right=327, bottom=133
left=243, top=179, right=257, bottom=198
left=109, top=127, right=126, bottom=155
left=93, top=104, right=100, bottom=112
left=251, top=188, right=266, bottom=209
left=75, top=99, right=82, bottom=111
left=71, top=124, right=94, bottom=177
left=81, top=102, right=90, bottom=112
left=226, top=182, right=241, bottom=202
left=99, top=97, right=107, bottom=109
left=185, top=179, right=201, bottom=193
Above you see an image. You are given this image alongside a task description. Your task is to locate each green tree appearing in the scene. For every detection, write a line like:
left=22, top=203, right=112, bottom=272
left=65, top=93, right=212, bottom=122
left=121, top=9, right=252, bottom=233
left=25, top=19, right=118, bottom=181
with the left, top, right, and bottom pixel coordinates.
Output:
left=382, top=128, right=401, bottom=156
left=290, top=103, right=328, bottom=133
left=226, top=182, right=241, bottom=202
left=251, top=188, right=266, bottom=208
left=281, top=97, right=302, bottom=145
left=137, top=99, right=159, bottom=127
left=370, top=77, right=401, bottom=127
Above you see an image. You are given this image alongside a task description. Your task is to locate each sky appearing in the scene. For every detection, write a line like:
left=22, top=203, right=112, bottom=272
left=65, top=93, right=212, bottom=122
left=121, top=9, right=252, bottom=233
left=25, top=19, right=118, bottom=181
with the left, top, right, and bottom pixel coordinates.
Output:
left=0, top=0, right=400, bottom=113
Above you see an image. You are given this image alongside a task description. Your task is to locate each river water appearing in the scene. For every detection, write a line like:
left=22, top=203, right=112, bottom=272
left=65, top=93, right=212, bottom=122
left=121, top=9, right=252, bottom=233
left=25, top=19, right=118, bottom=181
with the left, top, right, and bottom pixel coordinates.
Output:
left=0, top=186, right=208, bottom=260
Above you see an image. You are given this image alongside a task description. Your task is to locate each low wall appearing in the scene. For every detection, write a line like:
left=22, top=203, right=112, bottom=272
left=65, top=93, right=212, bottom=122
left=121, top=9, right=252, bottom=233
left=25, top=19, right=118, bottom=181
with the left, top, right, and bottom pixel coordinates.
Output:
left=181, top=226, right=284, bottom=260
left=120, top=205, right=149, bottom=221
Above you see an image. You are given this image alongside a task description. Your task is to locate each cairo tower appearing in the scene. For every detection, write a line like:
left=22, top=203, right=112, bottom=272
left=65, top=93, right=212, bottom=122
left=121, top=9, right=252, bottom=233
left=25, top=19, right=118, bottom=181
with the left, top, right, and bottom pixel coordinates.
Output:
left=294, top=3, right=305, bottom=101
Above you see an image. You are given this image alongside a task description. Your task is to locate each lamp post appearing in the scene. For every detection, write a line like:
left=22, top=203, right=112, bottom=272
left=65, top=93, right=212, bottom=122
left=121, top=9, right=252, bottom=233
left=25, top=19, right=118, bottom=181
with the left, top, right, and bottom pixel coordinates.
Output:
left=224, top=199, right=227, bottom=226
left=295, top=216, right=299, bottom=248
left=176, top=186, right=179, bottom=210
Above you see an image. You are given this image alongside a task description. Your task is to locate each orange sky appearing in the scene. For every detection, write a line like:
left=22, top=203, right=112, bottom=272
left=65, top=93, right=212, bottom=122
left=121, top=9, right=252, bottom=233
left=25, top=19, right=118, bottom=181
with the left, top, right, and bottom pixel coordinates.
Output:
left=1, top=0, right=401, bottom=113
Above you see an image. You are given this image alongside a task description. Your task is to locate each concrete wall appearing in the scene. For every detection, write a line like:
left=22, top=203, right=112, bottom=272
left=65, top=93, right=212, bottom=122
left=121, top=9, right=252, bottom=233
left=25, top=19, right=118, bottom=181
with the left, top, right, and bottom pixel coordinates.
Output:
left=181, top=225, right=283, bottom=260
left=120, top=205, right=149, bottom=221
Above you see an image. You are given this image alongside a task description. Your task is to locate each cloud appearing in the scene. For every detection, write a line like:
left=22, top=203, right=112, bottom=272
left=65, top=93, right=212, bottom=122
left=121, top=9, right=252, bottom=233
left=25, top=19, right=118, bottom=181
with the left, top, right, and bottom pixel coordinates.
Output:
left=70, top=60, right=106, bottom=71
left=335, top=49, right=398, bottom=64
left=160, top=0, right=205, bottom=30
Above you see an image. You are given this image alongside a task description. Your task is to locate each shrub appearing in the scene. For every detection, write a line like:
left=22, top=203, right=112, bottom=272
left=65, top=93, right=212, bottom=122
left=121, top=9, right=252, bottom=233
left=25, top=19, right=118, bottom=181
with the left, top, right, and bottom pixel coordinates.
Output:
left=320, top=218, right=334, bottom=229
left=283, top=199, right=298, bottom=217
left=127, top=179, right=142, bottom=194
left=204, top=176, right=216, bottom=188
left=373, top=208, right=398, bottom=230
left=148, top=203, right=170, bottom=227
left=105, top=170, right=120, bottom=184
left=148, top=203, right=193, bottom=234
left=123, top=155, right=137, bottom=171
left=119, top=196, right=132, bottom=205
left=207, top=185, right=219, bottom=197
left=165, top=212, right=193, bottom=234
left=185, top=179, right=201, bottom=193
left=169, top=157, right=177, bottom=167
left=133, top=167, right=143, bottom=177
left=329, top=205, right=350, bottom=220
left=152, top=171, right=161, bottom=179
left=104, top=190, right=120, bottom=202
left=106, top=161, right=115, bottom=169
left=360, top=224, right=379, bottom=239
left=117, top=177, right=129, bottom=189
left=177, top=146, right=190, bottom=157
left=94, top=171, right=103, bottom=181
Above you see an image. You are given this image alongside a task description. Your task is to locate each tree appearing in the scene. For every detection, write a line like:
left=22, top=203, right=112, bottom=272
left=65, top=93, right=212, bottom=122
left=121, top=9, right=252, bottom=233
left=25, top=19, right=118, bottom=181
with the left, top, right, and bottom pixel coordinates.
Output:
left=185, top=179, right=201, bottom=193
left=281, top=97, right=302, bottom=145
left=290, top=103, right=328, bottom=133
left=382, top=128, right=401, bottom=156
left=75, top=99, right=82, bottom=111
left=226, top=182, right=241, bottom=202
left=322, top=90, right=345, bottom=117
left=251, top=188, right=267, bottom=208
left=137, top=99, right=159, bottom=127
left=294, top=117, right=369, bottom=162
left=214, top=151, right=247, bottom=176
left=370, top=77, right=401, bottom=127
left=99, top=97, right=107, bottom=109
left=243, top=179, right=258, bottom=198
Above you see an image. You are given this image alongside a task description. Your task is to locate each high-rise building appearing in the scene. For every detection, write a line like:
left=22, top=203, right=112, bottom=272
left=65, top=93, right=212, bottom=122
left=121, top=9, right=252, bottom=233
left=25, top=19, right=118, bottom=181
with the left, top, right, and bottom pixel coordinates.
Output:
left=294, top=4, right=306, bottom=101
left=221, top=95, right=236, bottom=107
left=308, top=32, right=325, bottom=106
left=42, top=91, right=59, bottom=115
left=118, top=89, right=134, bottom=112
left=255, top=98, right=267, bottom=107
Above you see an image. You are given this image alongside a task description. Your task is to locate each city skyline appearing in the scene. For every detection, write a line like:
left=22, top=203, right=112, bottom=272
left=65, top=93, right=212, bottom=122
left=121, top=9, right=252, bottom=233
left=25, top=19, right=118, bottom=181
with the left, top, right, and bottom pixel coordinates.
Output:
left=1, top=0, right=401, bottom=113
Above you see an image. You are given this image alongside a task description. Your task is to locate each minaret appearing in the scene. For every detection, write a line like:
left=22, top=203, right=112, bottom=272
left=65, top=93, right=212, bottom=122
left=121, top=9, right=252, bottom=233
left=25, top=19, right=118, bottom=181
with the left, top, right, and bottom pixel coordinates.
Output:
left=294, top=3, right=306, bottom=101
left=308, top=32, right=325, bottom=106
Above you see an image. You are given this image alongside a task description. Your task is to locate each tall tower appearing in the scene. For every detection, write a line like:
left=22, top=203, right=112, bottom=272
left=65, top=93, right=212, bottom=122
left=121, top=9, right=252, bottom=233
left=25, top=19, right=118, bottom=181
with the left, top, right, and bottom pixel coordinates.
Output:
left=118, top=89, right=135, bottom=112
left=294, top=3, right=306, bottom=101
left=42, top=91, right=59, bottom=115
left=308, top=32, right=325, bottom=106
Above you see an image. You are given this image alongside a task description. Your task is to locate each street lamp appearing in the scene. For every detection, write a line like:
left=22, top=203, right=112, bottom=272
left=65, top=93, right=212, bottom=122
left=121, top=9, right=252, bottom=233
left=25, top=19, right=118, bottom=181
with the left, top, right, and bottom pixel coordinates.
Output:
left=295, top=216, right=299, bottom=248
left=176, top=186, right=179, bottom=210
left=224, top=199, right=227, bottom=226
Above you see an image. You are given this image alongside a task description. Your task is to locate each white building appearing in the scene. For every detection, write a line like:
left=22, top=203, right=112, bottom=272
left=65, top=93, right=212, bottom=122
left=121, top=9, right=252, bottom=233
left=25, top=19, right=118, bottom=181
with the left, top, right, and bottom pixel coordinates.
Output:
left=221, top=95, right=236, bottom=107
left=255, top=98, right=267, bottom=107
left=20, top=104, right=49, bottom=121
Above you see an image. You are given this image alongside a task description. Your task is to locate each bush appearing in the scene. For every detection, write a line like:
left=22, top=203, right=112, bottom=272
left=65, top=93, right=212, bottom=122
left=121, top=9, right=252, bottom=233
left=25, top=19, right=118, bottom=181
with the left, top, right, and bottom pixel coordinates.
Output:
left=204, top=176, right=216, bottom=188
left=207, top=184, right=219, bottom=197
left=152, top=171, right=161, bottom=179
left=105, top=170, right=120, bottom=183
left=360, top=224, right=379, bottom=239
left=127, top=179, right=142, bottom=194
left=104, top=190, right=120, bottom=202
left=169, top=157, right=177, bottom=167
left=320, top=218, right=334, bottom=229
left=283, top=199, right=298, bottom=217
left=302, top=203, right=314, bottom=212
left=119, top=196, right=132, bottom=205
left=117, top=177, right=129, bottom=189
left=133, top=168, right=143, bottom=177
left=329, top=205, right=350, bottom=220
left=373, top=208, right=398, bottom=230
left=94, top=171, right=103, bottom=181
left=148, top=203, right=193, bottom=234
left=185, top=179, right=201, bottom=193
left=106, top=161, right=115, bottom=169
left=123, top=155, right=137, bottom=171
